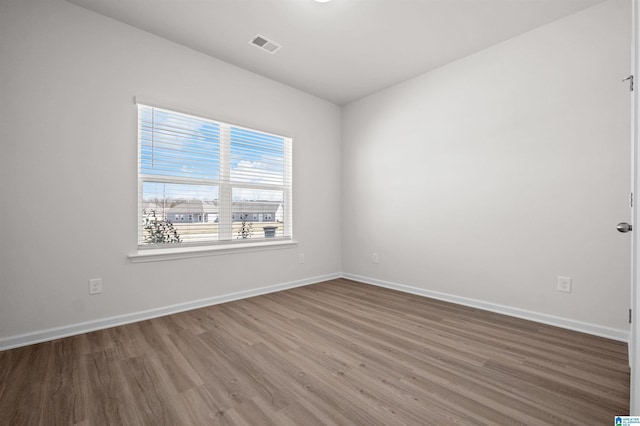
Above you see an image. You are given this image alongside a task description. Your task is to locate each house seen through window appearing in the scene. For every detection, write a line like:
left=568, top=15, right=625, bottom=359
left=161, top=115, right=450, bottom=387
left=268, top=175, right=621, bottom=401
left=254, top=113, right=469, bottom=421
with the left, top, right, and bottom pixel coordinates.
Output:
left=138, top=103, right=292, bottom=247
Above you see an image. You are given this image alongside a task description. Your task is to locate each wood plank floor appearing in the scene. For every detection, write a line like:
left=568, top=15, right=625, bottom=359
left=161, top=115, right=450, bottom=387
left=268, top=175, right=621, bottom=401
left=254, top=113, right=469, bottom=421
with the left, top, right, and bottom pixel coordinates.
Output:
left=0, top=278, right=630, bottom=425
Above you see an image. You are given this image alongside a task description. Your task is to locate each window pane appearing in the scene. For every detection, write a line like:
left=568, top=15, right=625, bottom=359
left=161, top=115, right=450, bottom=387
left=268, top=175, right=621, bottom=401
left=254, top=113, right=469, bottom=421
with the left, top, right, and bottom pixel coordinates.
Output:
left=137, top=103, right=292, bottom=249
left=140, top=106, right=220, bottom=180
left=142, top=182, right=218, bottom=244
left=230, top=127, right=284, bottom=185
left=232, top=188, right=284, bottom=239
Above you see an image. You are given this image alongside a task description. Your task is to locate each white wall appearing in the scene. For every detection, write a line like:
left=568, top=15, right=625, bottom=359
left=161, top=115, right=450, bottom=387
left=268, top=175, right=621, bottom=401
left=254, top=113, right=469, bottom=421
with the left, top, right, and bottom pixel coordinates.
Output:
left=0, top=0, right=342, bottom=344
left=342, top=0, right=631, bottom=335
left=0, top=0, right=632, bottom=347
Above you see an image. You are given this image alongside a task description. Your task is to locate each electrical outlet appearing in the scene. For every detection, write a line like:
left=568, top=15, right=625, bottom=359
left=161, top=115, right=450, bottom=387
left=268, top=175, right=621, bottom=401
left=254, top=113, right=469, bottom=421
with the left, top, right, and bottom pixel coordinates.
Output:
left=299, top=253, right=305, bottom=264
left=89, top=278, right=102, bottom=295
left=557, top=276, right=571, bottom=293
left=372, top=253, right=379, bottom=264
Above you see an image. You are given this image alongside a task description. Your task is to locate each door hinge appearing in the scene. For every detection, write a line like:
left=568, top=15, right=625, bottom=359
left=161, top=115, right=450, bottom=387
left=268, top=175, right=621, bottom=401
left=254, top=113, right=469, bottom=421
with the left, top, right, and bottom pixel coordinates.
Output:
left=623, top=75, right=634, bottom=91
left=631, top=193, right=634, bottom=208
left=630, top=308, right=633, bottom=324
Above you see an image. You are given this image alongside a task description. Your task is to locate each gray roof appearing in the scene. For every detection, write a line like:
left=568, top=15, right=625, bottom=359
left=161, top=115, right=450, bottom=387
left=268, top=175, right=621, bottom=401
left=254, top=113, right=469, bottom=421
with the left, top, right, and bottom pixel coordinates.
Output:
left=167, top=200, right=217, bottom=215
left=231, top=201, right=281, bottom=214
left=165, top=200, right=281, bottom=214
left=142, top=202, right=163, bottom=212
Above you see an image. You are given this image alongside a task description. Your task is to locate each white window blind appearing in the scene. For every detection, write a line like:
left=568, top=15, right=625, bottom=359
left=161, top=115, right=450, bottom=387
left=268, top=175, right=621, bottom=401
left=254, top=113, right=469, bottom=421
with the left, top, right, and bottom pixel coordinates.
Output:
left=138, top=103, right=292, bottom=248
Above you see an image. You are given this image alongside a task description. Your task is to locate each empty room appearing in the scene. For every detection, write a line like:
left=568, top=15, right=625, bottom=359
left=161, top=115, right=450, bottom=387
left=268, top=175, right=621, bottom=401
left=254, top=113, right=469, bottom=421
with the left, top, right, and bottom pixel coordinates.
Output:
left=1, top=0, right=639, bottom=424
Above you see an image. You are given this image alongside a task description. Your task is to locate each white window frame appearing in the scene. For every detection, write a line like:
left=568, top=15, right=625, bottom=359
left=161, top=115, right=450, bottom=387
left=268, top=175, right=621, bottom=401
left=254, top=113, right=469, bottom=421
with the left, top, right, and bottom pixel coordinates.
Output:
left=133, top=100, right=294, bottom=260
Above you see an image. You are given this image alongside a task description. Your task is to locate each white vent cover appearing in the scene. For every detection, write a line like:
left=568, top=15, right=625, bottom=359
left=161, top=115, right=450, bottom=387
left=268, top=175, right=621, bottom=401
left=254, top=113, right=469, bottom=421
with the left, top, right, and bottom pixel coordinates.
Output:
left=249, top=34, right=281, bottom=54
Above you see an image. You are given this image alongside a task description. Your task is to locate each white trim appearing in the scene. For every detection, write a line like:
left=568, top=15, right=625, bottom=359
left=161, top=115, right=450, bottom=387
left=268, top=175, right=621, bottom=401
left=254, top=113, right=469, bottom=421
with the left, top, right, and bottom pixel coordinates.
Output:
left=631, top=0, right=640, bottom=413
left=342, top=273, right=631, bottom=343
left=129, top=240, right=298, bottom=263
left=0, top=272, right=340, bottom=352
left=1, top=271, right=629, bottom=351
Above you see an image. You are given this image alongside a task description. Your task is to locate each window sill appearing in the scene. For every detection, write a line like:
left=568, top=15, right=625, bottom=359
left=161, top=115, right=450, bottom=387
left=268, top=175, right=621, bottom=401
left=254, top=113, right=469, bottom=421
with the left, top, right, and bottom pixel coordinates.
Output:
left=129, top=239, right=298, bottom=263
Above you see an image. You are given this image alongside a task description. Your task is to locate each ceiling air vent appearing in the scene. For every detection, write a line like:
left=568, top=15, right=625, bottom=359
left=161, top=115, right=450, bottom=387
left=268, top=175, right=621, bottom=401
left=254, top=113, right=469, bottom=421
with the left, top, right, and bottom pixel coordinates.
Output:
left=249, top=34, right=281, bottom=54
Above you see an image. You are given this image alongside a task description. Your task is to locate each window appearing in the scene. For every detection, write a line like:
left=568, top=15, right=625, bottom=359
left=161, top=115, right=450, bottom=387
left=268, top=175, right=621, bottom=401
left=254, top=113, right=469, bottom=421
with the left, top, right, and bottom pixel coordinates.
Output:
left=138, top=104, right=292, bottom=248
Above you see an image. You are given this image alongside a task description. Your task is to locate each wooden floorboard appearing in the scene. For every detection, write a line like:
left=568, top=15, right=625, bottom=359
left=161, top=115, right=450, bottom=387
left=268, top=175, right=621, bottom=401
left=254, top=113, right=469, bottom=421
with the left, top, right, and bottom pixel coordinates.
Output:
left=0, top=278, right=630, bottom=425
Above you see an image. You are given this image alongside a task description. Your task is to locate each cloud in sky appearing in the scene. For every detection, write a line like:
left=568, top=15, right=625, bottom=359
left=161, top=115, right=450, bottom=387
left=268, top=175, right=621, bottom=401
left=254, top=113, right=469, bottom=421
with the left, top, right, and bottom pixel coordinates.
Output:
left=140, top=105, right=286, bottom=203
left=231, top=156, right=284, bottom=185
left=143, top=182, right=218, bottom=202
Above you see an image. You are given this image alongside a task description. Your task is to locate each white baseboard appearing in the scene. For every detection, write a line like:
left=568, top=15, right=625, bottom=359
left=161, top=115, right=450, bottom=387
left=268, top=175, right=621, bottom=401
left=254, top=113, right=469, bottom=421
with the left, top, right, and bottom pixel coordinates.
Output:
left=342, top=273, right=630, bottom=343
left=0, top=272, right=341, bottom=351
left=1, top=271, right=629, bottom=351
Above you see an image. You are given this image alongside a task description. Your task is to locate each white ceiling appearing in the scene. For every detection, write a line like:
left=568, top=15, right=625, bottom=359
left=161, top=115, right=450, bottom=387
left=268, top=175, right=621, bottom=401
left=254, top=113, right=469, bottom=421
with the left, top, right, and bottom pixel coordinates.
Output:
left=66, top=0, right=604, bottom=105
